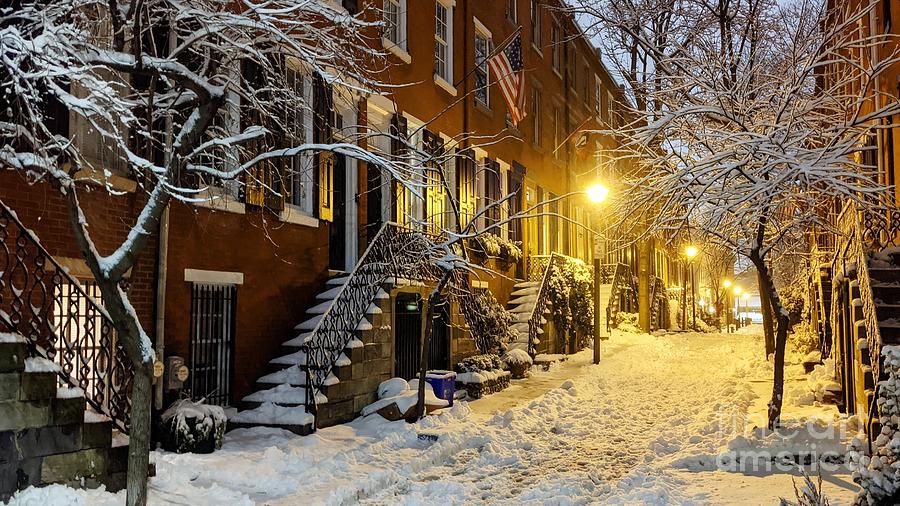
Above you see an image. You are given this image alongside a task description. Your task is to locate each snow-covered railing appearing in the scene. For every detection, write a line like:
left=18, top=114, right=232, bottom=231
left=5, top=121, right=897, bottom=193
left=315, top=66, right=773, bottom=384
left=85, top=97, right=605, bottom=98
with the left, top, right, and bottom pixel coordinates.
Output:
left=302, top=223, right=443, bottom=424
left=525, top=253, right=566, bottom=356
left=0, top=199, right=132, bottom=433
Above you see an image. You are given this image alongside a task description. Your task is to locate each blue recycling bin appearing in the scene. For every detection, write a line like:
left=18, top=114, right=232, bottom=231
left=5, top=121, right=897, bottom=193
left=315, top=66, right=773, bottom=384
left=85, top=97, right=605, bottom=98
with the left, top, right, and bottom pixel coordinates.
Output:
left=425, top=370, right=457, bottom=407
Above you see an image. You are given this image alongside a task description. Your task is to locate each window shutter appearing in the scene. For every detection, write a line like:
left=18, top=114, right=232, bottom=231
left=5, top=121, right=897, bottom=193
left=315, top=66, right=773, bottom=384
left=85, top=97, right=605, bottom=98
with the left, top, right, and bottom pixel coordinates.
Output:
left=313, top=72, right=334, bottom=221
left=390, top=114, right=408, bottom=223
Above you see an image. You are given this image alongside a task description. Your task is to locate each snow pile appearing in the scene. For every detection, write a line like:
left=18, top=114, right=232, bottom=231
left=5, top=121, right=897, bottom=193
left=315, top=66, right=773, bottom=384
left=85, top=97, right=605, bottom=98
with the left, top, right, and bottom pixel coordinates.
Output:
left=456, top=369, right=510, bottom=384
left=0, top=332, right=25, bottom=343
left=503, top=348, right=532, bottom=366
left=616, top=312, right=641, bottom=334
left=361, top=378, right=448, bottom=417
left=24, top=357, right=60, bottom=373
left=56, top=386, right=84, bottom=399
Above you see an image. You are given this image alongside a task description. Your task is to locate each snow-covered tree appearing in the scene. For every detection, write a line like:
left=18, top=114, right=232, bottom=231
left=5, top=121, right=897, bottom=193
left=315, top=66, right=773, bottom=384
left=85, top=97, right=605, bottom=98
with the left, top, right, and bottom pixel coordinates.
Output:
left=0, top=1, right=396, bottom=503
left=568, top=0, right=900, bottom=427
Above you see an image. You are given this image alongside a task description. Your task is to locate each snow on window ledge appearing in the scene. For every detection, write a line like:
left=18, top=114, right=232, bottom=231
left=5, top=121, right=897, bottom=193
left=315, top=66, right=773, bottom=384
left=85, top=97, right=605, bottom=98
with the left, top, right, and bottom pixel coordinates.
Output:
left=73, top=168, right=137, bottom=193
left=434, top=75, right=458, bottom=97
left=279, top=206, right=319, bottom=228
left=192, top=189, right=246, bottom=215
left=382, top=38, right=411, bottom=64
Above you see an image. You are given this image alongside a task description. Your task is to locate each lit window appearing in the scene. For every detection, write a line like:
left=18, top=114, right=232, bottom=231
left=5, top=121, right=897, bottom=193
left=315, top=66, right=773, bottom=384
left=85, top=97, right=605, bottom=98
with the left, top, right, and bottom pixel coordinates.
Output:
left=435, top=2, right=452, bottom=82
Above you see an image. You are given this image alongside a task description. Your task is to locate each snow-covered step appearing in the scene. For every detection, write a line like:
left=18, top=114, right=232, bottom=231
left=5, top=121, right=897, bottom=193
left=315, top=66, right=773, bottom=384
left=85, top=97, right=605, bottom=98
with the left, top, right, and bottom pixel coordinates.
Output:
left=295, top=315, right=323, bottom=330
left=317, top=286, right=344, bottom=300
left=327, top=276, right=349, bottom=286
left=514, top=281, right=540, bottom=288
left=308, top=300, right=383, bottom=315
left=509, top=295, right=538, bottom=305
left=242, top=384, right=327, bottom=406
left=230, top=402, right=315, bottom=434
left=510, top=288, right=539, bottom=297
left=509, top=304, right=534, bottom=314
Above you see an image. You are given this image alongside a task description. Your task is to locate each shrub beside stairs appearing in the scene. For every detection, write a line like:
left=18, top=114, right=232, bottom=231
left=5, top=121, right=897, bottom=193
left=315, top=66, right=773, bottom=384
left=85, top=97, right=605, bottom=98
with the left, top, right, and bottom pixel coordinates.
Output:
left=0, top=332, right=142, bottom=501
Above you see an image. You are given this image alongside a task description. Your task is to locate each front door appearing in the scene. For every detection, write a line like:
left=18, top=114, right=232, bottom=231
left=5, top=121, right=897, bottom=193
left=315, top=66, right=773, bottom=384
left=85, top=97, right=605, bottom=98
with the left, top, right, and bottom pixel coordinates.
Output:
left=394, top=293, right=422, bottom=380
left=328, top=154, right=347, bottom=271
left=428, top=301, right=451, bottom=370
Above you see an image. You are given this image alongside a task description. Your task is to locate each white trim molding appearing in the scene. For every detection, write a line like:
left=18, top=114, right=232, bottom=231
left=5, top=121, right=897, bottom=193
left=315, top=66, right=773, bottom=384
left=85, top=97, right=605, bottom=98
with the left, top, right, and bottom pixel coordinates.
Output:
left=184, top=269, right=244, bottom=285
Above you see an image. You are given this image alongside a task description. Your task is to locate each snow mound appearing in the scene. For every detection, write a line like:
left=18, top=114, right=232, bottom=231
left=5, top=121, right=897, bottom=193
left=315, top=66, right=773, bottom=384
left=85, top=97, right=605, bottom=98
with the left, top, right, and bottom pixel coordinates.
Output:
left=378, top=378, right=409, bottom=399
left=24, top=357, right=60, bottom=373
left=362, top=379, right=448, bottom=417
left=504, top=348, right=533, bottom=366
left=230, top=402, right=313, bottom=426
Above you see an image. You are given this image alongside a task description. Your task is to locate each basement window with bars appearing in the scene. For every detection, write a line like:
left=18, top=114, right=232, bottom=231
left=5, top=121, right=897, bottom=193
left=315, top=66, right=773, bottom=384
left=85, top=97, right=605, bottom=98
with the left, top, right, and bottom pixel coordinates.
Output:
left=189, top=283, right=237, bottom=406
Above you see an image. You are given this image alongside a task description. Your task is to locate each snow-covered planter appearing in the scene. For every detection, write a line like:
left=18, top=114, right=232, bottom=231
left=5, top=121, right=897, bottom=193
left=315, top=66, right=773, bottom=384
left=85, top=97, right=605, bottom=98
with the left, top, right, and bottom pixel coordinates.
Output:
left=503, top=349, right=533, bottom=379
left=362, top=378, right=448, bottom=421
left=160, top=399, right=227, bottom=454
left=455, top=354, right=510, bottom=398
left=455, top=369, right=511, bottom=399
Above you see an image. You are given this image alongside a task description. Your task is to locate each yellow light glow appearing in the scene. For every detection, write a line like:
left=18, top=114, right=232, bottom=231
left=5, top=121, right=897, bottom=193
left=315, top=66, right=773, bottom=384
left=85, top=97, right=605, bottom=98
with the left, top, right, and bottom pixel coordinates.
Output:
left=733, top=286, right=742, bottom=296
left=699, top=299, right=706, bottom=307
left=723, top=279, right=732, bottom=288
left=684, top=245, right=699, bottom=259
left=742, top=293, right=751, bottom=301
left=587, top=184, right=610, bottom=203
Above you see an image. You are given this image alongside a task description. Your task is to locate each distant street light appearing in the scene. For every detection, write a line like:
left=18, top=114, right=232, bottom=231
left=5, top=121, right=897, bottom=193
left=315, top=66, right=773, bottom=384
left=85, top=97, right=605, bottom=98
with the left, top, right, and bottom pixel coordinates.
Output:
left=723, top=279, right=732, bottom=288
left=587, top=183, right=610, bottom=203
left=721, top=279, right=732, bottom=332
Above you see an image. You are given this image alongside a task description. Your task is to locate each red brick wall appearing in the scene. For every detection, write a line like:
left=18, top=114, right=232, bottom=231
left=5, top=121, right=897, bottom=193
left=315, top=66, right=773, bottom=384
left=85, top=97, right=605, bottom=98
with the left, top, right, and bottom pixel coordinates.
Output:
left=163, top=202, right=331, bottom=402
left=0, top=171, right=158, bottom=333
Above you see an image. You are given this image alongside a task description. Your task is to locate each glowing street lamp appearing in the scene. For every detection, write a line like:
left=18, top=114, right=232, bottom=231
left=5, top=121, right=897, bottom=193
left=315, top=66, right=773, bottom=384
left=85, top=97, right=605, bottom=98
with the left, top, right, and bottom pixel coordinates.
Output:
left=587, top=183, right=610, bottom=203
left=723, top=279, right=732, bottom=289
left=684, top=245, right=699, bottom=260
left=589, top=182, right=611, bottom=365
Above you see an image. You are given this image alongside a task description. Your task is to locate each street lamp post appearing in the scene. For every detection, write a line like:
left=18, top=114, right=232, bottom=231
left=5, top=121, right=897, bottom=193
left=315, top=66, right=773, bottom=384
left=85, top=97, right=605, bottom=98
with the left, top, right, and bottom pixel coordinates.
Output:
left=588, top=183, right=608, bottom=365
left=733, top=286, right=743, bottom=329
left=684, top=245, right=699, bottom=331
left=722, top=279, right=732, bottom=333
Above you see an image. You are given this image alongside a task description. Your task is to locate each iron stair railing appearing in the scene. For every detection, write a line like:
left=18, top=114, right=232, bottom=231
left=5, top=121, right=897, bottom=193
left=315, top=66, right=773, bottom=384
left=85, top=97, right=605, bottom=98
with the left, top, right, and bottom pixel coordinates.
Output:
left=0, top=199, right=132, bottom=433
left=302, top=223, right=444, bottom=426
left=524, top=253, right=566, bottom=356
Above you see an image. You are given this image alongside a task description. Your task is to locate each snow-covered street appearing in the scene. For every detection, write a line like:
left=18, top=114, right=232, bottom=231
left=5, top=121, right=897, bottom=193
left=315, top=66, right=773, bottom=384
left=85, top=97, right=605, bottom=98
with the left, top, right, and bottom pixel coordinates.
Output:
left=9, top=329, right=862, bottom=505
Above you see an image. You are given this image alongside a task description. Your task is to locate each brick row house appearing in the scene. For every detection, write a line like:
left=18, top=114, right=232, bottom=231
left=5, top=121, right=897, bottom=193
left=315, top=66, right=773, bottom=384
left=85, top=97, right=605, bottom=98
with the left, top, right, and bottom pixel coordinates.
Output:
left=0, top=0, right=668, bottom=435
left=805, top=0, right=900, bottom=437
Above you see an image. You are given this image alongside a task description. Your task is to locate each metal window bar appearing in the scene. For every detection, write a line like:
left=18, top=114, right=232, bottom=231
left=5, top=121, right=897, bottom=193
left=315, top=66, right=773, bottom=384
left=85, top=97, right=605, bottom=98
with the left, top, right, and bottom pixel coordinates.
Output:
left=189, top=283, right=237, bottom=406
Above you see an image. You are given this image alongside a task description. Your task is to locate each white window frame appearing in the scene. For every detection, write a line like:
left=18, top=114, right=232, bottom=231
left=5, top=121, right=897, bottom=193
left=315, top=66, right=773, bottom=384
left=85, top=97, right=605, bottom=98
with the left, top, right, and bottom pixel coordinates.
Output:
left=382, top=0, right=410, bottom=63
left=551, top=18, right=562, bottom=75
left=434, top=0, right=455, bottom=92
left=498, top=159, right=510, bottom=240
left=367, top=97, right=396, bottom=226
left=507, top=0, right=518, bottom=22
left=474, top=19, right=492, bottom=108
left=279, top=60, right=316, bottom=226
left=403, top=113, right=427, bottom=228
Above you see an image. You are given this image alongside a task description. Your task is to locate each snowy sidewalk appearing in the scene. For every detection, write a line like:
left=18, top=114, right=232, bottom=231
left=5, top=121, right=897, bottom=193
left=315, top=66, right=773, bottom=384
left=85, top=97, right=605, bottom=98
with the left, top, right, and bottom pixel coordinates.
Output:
left=9, top=330, right=862, bottom=505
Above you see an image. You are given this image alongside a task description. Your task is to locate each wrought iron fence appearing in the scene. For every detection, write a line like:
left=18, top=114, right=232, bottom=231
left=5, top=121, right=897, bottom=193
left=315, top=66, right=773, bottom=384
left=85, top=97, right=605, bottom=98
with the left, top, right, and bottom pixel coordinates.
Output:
left=524, top=253, right=567, bottom=356
left=0, top=200, right=132, bottom=432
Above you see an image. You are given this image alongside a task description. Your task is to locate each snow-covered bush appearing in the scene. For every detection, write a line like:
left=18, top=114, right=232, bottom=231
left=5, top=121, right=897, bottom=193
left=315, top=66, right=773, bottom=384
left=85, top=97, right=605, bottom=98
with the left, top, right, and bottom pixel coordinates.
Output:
left=849, top=345, right=900, bottom=505
left=457, top=354, right=504, bottom=373
left=468, top=234, right=522, bottom=265
left=547, top=257, right=594, bottom=345
left=791, top=321, right=820, bottom=355
left=160, top=399, right=226, bottom=454
left=616, top=312, right=641, bottom=334
left=460, top=290, right=517, bottom=354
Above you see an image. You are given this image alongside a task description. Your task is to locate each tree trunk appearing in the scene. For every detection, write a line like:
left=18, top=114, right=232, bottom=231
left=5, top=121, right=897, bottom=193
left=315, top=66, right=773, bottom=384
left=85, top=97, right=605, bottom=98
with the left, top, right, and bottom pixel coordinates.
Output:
left=416, top=271, right=453, bottom=418
left=126, top=360, right=153, bottom=506
left=638, top=239, right=651, bottom=333
left=758, top=269, right=775, bottom=356
left=751, top=253, right=790, bottom=429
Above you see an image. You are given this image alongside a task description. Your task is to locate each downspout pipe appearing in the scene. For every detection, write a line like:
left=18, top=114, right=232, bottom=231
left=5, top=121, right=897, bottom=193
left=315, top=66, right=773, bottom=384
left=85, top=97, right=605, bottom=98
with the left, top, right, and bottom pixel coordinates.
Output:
left=154, top=15, right=176, bottom=411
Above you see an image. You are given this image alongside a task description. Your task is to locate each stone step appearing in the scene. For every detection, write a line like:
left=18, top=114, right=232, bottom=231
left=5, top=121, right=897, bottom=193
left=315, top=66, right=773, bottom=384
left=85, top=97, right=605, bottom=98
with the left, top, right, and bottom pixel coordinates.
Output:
left=875, top=304, right=900, bottom=321
left=514, top=281, right=540, bottom=289
left=327, top=276, right=350, bottom=286
left=879, top=322, right=900, bottom=344
left=0, top=339, right=27, bottom=373
left=871, top=284, right=900, bottom=304
left=869, top=267, right=900, bottom=283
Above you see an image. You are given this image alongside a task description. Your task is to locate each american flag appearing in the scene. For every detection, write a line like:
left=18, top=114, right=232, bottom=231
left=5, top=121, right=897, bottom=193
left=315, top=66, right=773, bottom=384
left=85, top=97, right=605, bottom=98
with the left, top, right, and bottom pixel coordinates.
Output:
left=488, top=33, right=526, bottom=125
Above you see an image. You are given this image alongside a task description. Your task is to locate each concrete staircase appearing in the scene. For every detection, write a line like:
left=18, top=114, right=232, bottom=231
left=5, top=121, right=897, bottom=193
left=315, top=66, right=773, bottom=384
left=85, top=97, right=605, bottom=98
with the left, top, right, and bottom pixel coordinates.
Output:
left=0, top=333, right=133, bottom=501
left=230, top=273, right=395, bottom=434
left=506, top=281, right=548, bottom=353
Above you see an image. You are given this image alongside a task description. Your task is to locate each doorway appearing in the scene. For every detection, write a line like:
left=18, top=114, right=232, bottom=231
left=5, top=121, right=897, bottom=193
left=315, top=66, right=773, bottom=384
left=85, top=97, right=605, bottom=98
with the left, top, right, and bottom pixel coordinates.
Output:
left=394, top=293, right=422, bottom=380
left=329, top=155, right=347, bottom=271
